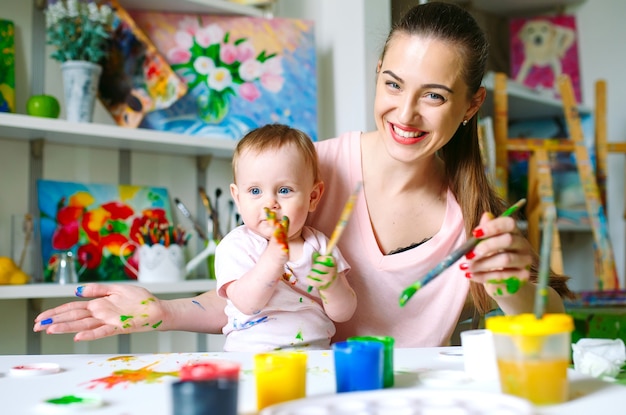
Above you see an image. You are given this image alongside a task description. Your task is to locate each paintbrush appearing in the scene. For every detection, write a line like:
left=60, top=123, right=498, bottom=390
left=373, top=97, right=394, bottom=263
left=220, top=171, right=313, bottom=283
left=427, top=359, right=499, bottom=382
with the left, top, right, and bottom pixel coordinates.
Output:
left=534, top=205, right=557, bottom=319
left=325, top=181, right=363, bottom=255
left=398, top=198, right=527, bottom=307
left=307, top=181, right=363, bottom=293
left=198, top=187, right=215, bottom=240
left=174, top=197, right=208, bottom=241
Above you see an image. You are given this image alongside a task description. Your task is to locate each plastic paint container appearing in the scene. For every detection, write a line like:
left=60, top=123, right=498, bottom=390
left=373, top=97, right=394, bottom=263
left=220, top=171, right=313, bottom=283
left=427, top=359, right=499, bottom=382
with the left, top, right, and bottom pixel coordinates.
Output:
left=486, top=313, right=574, bottom=405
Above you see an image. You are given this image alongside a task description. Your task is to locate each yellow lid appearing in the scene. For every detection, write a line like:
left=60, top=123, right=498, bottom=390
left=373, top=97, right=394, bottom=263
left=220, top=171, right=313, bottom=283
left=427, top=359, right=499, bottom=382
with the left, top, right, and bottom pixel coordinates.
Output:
left=486, top=313, right=573, bottom=336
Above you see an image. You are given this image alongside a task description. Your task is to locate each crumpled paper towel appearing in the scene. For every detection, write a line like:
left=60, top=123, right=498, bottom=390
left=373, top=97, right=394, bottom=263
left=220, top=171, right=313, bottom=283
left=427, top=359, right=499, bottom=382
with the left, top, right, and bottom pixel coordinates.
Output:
left=572, top=338, right=626, bottom=378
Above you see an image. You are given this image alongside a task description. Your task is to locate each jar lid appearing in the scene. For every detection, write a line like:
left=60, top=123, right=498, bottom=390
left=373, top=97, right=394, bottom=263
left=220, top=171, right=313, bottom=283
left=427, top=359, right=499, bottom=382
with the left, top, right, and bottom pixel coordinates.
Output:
left=486, top=313, right=573, bottom=335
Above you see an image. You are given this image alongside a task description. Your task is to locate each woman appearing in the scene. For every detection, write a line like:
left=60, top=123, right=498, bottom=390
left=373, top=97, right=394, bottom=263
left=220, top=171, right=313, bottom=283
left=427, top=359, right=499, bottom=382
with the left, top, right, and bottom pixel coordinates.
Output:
left=34, top=2, right=570, bottom=347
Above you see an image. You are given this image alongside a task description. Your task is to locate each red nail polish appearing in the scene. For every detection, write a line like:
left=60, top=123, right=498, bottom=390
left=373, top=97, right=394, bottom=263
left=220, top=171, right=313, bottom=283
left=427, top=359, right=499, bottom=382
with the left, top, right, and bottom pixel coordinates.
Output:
left=459, top=263, right=469, bottom=270
left=465, top=272, right=472, bottom=279
left=466, top=250, right=476, bottom=260
left=472, top=228, right=485, bottom=238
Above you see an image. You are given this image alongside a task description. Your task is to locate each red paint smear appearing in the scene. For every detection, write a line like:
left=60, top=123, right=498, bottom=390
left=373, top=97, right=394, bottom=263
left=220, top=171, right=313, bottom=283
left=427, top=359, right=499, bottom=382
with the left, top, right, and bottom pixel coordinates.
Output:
left=84, top=363, right=179, bottom=389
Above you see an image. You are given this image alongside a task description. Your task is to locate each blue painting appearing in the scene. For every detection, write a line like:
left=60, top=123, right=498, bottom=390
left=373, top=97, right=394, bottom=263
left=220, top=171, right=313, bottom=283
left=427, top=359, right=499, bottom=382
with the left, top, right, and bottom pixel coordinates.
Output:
left=128, top=11, right=318, bottom=141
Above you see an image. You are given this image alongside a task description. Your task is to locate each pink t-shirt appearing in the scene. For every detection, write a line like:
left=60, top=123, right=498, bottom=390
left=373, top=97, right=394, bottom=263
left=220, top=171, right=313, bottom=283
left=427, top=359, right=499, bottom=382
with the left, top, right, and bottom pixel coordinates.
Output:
left=309, top=131, right=470, bottom=347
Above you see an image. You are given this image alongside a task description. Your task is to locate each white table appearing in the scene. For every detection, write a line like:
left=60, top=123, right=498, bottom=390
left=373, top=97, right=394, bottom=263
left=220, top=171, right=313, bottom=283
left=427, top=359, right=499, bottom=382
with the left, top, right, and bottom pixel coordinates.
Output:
left=1, top=347, right=624, bottom=414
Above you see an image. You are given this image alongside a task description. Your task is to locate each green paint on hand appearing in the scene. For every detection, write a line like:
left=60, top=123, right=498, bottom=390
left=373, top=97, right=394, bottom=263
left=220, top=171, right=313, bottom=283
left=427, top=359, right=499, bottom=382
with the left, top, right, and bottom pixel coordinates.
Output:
left=314, top=256, right=335, bottom=267
left=487, top=276, right=522, bottom=295
left=142, top=323, right=150, bottom=327
left=123, top=324, right=131, bottom=328
left=152, top=320, right=163, bottom=329
left=310, top=268, right=328, bottom=275
left=307, top=275, right=323, bottom=282
left=120, top=315, right=134, bottom=322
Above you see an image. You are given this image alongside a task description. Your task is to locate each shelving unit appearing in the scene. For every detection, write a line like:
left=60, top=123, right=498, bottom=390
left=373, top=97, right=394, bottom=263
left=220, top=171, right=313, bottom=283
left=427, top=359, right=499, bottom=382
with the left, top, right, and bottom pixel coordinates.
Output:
left=447, top=0, right=586, bottom=16
left=0, top=0, right=266, bottom=356
left=481, top=71, right=591, bottom=121
left=121, top=0, right=270, bottom=16
left=0, top=113, right=236, bottom=158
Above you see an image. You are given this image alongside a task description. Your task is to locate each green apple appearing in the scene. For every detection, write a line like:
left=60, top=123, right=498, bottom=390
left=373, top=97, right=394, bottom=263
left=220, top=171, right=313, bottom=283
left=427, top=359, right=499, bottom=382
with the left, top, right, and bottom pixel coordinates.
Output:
left=27, top=95, right=61, bottom=118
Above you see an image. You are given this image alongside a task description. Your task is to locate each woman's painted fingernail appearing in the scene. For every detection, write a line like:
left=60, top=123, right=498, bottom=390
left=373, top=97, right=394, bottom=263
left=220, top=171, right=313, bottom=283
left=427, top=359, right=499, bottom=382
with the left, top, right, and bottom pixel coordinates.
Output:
left=465, top=250, right=476, bottom=260
left=464, top=272, right=472, bottom=279
left=459, top=263, right=469, bottom=270
left=472, top=228, right=485, bottom=238
left=40, top=318, right=53, bottom=325
left=75, top=286, right=85, bottom=297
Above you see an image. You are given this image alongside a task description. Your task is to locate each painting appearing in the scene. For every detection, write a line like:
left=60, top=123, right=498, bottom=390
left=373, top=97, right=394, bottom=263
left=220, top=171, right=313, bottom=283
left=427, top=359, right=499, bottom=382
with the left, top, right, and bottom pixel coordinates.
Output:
left=0, top=19, right=15, bottom=113
left=510, top=15, right=582, bottom=103
left=37, top=180, right=173, bottom=282
left=127, top=11, right=318, bottom=141
left=98, top=1, right=187, bottom=128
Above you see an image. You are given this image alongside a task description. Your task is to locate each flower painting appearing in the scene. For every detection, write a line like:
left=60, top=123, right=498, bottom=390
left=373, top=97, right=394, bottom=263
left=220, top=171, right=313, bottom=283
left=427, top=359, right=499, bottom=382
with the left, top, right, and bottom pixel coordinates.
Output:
left=128, top=11, right=317, bottom=141
left=37, top=180, right=173, bottom=282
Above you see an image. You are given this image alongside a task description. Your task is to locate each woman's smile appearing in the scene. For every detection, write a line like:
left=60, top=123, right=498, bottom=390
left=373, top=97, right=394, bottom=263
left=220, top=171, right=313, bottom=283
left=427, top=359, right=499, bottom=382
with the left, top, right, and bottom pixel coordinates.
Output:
left=390, top=122, right=428, bottom=145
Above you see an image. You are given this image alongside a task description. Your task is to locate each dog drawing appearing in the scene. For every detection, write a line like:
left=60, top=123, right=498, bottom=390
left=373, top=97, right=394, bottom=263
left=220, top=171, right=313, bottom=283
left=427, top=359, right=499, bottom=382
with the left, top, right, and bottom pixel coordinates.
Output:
left=515, top=19, right=576, bottom=84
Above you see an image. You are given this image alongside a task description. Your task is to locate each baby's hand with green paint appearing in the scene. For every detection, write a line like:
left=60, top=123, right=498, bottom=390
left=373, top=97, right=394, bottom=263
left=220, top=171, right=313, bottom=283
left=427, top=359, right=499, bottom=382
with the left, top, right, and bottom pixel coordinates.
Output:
left=307, top=252, right=338, bottom=291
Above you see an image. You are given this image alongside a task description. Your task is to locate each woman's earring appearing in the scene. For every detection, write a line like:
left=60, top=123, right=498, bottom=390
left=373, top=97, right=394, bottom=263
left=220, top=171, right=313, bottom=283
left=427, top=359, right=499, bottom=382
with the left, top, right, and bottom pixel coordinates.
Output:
left=462, top=119, right=468, bottom=126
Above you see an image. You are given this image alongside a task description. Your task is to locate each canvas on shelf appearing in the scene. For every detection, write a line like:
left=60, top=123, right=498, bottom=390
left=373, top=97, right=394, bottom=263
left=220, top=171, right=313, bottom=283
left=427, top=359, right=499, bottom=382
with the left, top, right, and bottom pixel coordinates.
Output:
left=98, top=1, right=188, bottom=128
left=0, top=19, right=15, bottom=113
left=37, top=180, right=174, bottom=282
left=127, top=10, right=318, bottom=141
left=510, top=15, right=582, bottom=103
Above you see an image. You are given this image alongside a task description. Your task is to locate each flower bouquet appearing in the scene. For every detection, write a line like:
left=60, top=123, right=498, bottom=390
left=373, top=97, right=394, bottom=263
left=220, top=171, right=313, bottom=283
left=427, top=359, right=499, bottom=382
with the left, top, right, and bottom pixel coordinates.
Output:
left=44, top=0, right=113, bottom=64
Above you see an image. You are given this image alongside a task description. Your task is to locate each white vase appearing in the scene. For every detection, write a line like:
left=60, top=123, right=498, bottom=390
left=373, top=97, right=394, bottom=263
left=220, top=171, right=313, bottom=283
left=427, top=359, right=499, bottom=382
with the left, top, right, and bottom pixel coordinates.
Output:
left=60, top=60, right=102, bottom=123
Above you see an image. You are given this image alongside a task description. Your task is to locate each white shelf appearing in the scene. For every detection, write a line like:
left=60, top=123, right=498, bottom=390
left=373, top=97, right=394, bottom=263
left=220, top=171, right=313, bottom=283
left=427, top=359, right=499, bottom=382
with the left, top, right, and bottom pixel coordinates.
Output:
left=121, top=0, right=267, bottom=16
left=0, top=279, right=216, bottom=300
left=481, top=71, right=591, bottom=121
left=0, top=113, right=237, bottom=158
left=448, top=0, right=586, bottom=16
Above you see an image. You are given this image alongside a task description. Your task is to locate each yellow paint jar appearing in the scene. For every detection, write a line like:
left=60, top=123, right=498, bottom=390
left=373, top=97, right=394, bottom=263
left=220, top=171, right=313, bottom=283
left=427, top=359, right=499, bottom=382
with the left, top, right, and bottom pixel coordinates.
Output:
left=254, top=352, right=307, bottom=410
left=486, top=313, right=574, bottom=405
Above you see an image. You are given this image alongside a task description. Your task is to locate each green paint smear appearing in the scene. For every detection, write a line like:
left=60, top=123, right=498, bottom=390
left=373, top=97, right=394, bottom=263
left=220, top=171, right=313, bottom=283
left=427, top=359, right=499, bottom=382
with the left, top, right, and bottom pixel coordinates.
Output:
left=123, top=323, right=131, bottom=329
left=152, top=320, right=163, bottom=329
left=487, top=276, right=522, bottom=294
left=46, top=395, right=96, bottom=405
left=307, top=275, right=323, bottom=282
left=295, top=331, right=303, bottom=341
left=120, top=315, right=134, bottom=322
left=141, top=298, right=156, bottom=305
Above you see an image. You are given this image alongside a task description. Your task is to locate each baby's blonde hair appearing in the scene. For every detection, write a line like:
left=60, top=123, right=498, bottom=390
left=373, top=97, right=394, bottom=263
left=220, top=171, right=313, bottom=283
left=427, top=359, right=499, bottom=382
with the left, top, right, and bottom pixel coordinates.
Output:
left=232, top=124, right=321, bottom=184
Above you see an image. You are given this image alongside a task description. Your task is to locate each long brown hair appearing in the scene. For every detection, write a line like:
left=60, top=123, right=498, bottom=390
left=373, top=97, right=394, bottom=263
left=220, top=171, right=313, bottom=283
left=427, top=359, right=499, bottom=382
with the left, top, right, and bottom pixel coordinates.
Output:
left=382, top=2, right=572, bottom=314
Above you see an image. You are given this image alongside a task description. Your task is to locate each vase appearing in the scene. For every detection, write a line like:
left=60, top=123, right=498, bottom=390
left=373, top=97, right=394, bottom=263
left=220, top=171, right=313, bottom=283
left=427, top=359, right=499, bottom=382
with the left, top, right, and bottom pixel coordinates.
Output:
left=197, top=88, right=231, bottom=124
left=60, top=60, right=102, bottom=123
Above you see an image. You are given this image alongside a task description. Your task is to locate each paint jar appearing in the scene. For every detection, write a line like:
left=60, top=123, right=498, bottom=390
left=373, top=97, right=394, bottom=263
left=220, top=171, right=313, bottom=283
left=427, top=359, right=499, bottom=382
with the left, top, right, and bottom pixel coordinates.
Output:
left=172, top=360, right=240, bottom=415
left=460, top=329, right=499, bottom=381
left=332, top=340, right=384, bottom=393
left=486, top=313, right=574, bottom=405
left=254, top=352, right=307, bottom=410
left=348, top=335, right=395, bottom=387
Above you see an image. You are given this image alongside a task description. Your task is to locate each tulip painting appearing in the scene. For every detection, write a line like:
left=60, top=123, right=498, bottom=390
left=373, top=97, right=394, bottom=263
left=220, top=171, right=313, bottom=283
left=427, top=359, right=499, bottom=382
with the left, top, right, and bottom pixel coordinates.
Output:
left=37, top=180, right=173, bottom=282
left=128, top=11, right=317, bottom=141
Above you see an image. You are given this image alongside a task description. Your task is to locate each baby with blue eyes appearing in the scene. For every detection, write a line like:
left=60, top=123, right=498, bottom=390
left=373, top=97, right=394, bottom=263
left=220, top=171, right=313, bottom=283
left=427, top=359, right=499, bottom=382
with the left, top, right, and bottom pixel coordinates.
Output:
left=214, top=124, right=357, bottom=352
